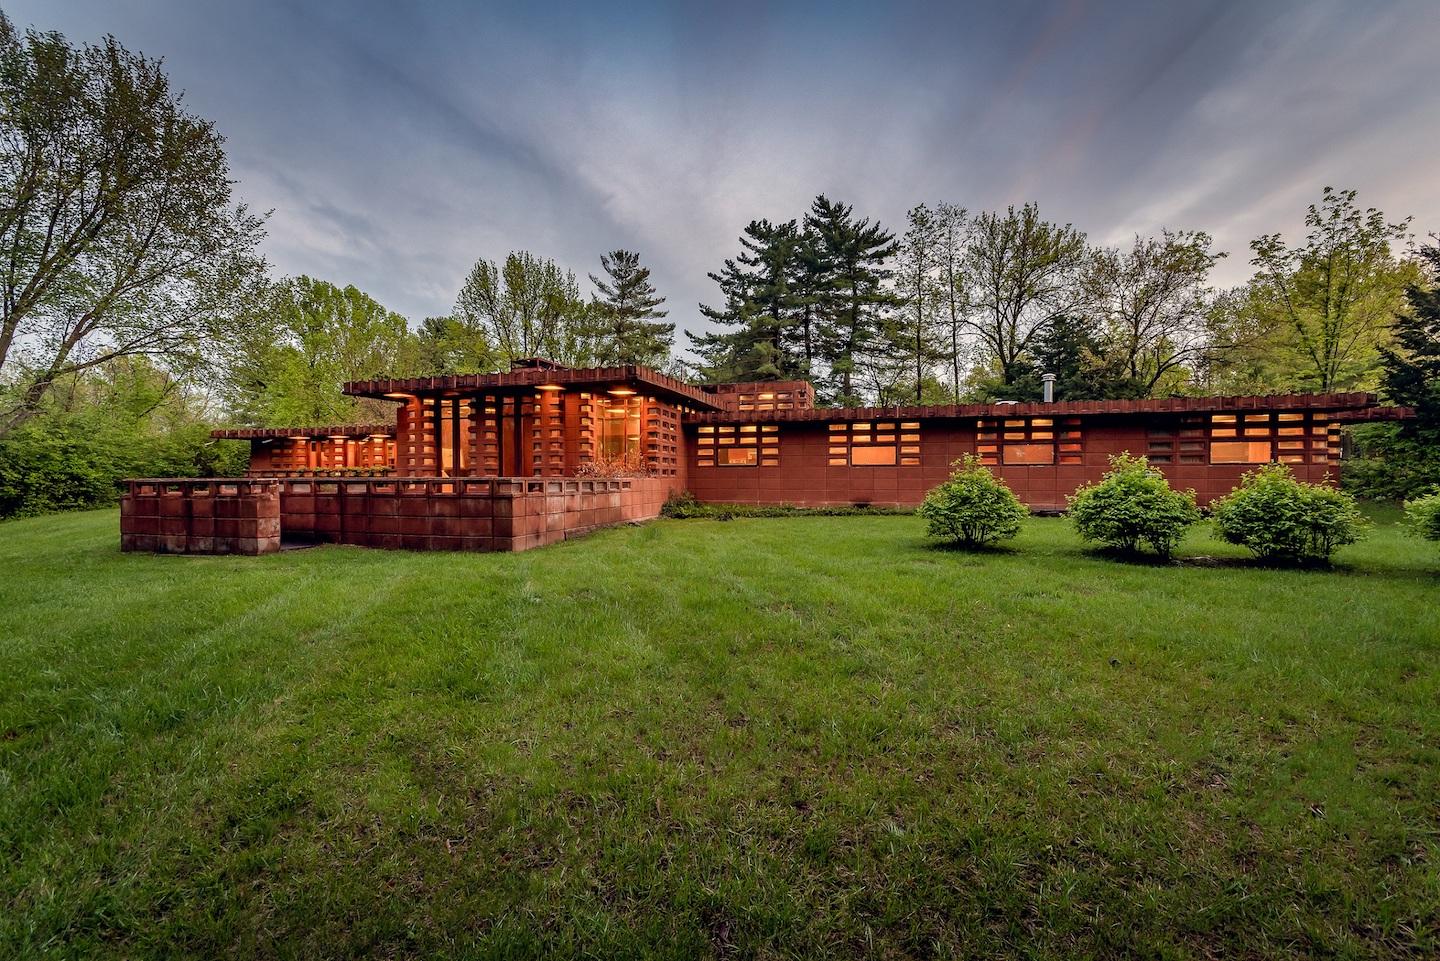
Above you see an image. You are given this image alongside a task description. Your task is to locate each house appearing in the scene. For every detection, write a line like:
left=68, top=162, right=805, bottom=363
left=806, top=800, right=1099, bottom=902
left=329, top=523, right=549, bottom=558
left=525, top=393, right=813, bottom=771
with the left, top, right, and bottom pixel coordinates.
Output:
left=120, top=360, right=1407, bottom=554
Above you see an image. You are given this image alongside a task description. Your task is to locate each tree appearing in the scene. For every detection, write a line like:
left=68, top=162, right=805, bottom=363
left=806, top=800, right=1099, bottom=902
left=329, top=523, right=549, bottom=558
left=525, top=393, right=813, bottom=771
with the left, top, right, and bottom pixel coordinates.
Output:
left=933, top=202, right=970, bottom=402
left=692, top=219, right=805, bottom=383
left=1089, top=230, right=1224, bottom=393
left=1249, top=187, right=1413, bottom=391
left=410, top=315, right=495, bottom=375
left=786, top=225, right=830, bottom=378
left=0, top=13, right=266, bottom=438
left=588, top=249, right=673, bottom=367
left=889, top=204, right=946, bottom=404
left=454, top=252, right=590, bottom=365
left=962, top=203, right=1090, bottom=386
left=1379, top=242, right=1440, bottom=434
left=806, top=195, right=898, bottom=405
left=1351, top=240, right=1440, bottom=498
left=219, top=276, right=411, bottom=425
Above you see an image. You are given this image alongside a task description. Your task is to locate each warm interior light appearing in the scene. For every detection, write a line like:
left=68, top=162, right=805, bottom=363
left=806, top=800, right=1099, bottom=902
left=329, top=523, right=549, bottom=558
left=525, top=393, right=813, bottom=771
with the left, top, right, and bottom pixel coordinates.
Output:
left=607, top=387, right=637, bottom=396
left=535, top=383, right=565, bottom=392
left=383, top=392, right=411, bottom=399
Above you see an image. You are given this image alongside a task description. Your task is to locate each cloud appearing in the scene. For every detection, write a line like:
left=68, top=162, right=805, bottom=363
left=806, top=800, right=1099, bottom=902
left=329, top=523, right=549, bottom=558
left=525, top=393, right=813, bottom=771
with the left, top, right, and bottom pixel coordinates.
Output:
left=10, top=0, right=1440, bottom=349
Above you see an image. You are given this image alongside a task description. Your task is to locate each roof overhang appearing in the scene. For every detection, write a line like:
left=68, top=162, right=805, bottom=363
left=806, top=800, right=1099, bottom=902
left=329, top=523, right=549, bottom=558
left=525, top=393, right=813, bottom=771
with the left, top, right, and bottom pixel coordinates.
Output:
left=210, top=424, right=396, bottom=440
left=684, top=392, right=1402, bottom=424
left=344, top=365, right=725, bottom=411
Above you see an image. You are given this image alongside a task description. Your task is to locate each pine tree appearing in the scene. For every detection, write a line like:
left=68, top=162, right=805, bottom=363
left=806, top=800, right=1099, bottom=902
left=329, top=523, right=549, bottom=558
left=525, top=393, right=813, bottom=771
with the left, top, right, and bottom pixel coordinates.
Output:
left=691, top=220, right=805, bottom=382
left=1380, top=243, right=1440, bottom=435
left=786, top=225, right=831, bottom=378
left=805, top=195, right=899, bottom=406
left=588, top=250, right=673, bottom=367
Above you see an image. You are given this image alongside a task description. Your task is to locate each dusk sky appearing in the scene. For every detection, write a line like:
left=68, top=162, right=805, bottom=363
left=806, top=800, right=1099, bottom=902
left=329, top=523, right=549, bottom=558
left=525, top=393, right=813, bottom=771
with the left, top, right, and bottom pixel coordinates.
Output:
left=14, top=1, right=1440, bottom=351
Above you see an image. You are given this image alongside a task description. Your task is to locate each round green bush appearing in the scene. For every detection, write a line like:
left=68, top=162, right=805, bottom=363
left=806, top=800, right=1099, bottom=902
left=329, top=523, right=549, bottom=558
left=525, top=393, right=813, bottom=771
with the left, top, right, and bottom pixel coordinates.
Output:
left=918, top=455, right=1028, bottom=547
left=1403, top=489, right=1440, bottom=544
left=1066, top=453, right=1200, bottom=559
left=1210, top=462, right=1368, bottom=564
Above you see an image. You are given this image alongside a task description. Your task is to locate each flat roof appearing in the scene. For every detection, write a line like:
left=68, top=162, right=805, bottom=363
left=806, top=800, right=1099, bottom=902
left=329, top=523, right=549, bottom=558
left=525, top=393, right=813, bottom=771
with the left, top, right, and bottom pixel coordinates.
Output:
left=344, top=364, right=724, bottom=411
left=211, top=424, right=395, bottom=440
left=684, top=391, right=1404, bottom=424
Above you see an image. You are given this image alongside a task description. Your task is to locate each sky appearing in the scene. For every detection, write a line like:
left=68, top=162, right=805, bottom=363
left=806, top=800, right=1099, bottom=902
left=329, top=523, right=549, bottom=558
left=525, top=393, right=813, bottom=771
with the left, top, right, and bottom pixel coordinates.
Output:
left=13, top=0, right=1440, bottom=353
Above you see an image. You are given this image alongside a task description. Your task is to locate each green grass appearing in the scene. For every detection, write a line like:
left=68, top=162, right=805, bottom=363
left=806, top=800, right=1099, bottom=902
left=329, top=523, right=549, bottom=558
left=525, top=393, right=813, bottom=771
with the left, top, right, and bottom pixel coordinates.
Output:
left=1, top=508, right=1437, bottom=959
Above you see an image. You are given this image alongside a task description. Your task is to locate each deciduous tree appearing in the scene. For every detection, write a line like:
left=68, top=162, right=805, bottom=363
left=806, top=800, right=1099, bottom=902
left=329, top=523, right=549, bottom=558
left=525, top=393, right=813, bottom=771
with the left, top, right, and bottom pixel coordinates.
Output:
left=454, top=252, right=589, bottom=365
left=888, top=204, right=946, bottom=404
left=1249, top=187, right=1413, bottom=391
left=1089, top=230, right=1224, bottom=393
left=0, top=14, right=266, bottom=438
left=962, top=203, right=1089, bottom=385
left=220, top=276, right=411, bottom=425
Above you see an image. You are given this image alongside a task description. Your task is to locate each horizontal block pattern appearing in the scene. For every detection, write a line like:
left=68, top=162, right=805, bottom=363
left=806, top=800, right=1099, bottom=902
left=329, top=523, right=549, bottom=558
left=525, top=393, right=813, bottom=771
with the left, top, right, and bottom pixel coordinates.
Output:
left=685, top=419, right=1347, bottom=510
left=120, top=479, right=281, bottom=555
left=276, top=475, right=678, bottom=552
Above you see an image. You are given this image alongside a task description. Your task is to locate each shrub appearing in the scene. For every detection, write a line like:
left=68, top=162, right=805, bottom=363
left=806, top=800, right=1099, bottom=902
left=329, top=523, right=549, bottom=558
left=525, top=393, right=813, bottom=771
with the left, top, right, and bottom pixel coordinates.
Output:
left=1404, top=489, right=1440, bottom=544
left=917, top=455, right=1028, bottom=547
left=1211, top=463, right=1368, bottom=564
left=1340, top=422, right=1440, bottom=501
left=1067, top=453, right=1200, bottom=559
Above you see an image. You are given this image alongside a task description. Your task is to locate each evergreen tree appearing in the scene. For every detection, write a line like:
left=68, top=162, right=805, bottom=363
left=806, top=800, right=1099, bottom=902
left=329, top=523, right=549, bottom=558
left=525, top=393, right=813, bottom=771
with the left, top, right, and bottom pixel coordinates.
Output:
left=1380, top=242, right=1440, bottom=436
left=786, top=225, right=831, bottom=378
left=588, top=250, right=673, bottom=367
left=805, top=195, right=899, bottom=406
left=691, top=220, right=805, bottom=382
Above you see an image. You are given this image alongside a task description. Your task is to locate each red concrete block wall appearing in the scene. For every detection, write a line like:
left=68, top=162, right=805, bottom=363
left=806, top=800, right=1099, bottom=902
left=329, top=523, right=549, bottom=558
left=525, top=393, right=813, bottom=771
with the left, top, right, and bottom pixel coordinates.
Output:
left=120, top=479, right=281, bottom=555
left=684, top=416, right=1346, bottom=511
left=274, top=475, right=679, bottom=552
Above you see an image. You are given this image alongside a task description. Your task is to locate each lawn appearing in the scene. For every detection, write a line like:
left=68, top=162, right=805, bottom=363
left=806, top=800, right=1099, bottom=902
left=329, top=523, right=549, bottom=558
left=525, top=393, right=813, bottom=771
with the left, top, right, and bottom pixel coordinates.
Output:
left=1, top=508, right=1437, bottom=959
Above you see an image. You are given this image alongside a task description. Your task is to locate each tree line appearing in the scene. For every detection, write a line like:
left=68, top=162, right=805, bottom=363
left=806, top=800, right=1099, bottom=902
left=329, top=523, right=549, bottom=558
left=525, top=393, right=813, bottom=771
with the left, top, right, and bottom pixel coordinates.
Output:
left=692, top=188, right=1418, bottom=407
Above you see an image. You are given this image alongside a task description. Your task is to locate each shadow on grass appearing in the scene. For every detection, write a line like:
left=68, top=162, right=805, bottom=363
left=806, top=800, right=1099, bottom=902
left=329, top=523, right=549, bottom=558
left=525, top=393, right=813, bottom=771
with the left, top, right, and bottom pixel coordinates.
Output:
left=921, top=539, right=1022, bottom=556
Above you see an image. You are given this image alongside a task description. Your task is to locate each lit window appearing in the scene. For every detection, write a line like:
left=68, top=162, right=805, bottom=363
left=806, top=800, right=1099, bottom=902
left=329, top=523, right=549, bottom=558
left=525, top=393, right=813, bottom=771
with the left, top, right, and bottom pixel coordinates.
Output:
left=1003, top=443, right=1055, bottom=465
left=1210, top=441, right=1272, bottom=464
left=829, top=421, right=917, bottom=466
left=718, top=447, right=757, bottom=466
left=852, top=445, right=897, bottom=466
left=698, top=423, right=778, bottom=467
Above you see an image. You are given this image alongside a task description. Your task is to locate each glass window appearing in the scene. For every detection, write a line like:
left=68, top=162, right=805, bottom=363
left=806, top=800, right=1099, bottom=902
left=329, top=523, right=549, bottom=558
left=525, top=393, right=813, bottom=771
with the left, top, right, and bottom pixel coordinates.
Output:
left=718, top=447, right=758, bottom=466
left=1003, top=443, right=1055, bottom=465
left=1210, top=441, right=1272, bottom=464
left=852, top=445, right=897, bottom=466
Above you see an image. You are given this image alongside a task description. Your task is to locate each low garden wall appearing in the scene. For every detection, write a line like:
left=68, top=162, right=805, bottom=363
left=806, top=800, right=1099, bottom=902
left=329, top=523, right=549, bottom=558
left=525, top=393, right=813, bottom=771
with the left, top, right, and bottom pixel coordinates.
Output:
left=120, top=476, right=676, bottom=554
left=120, top=479, right=281, bottom=555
